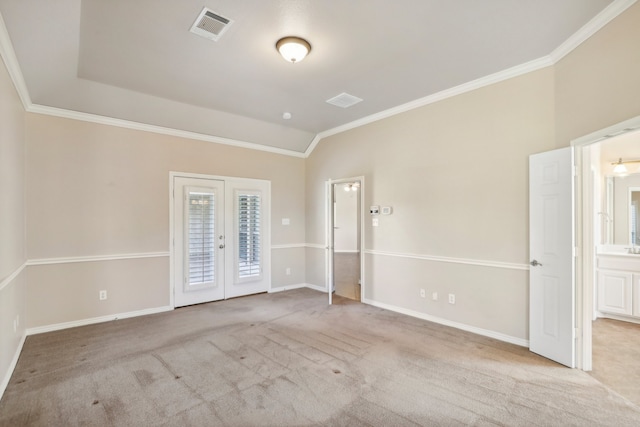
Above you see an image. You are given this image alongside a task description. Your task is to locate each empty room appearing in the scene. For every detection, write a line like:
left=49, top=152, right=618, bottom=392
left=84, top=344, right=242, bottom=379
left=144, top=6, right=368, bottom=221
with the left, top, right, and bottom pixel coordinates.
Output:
left=1, top=0, right=640, bottom=425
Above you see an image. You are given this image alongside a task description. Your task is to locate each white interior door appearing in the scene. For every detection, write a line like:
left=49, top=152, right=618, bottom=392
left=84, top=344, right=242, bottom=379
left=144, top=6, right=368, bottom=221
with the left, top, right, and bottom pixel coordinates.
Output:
left=529, top=147, right=575, bottom=367
left=174, top=177, right=225, bottom=307
left=327, top=180, right=334, bottom=305
left=173, top=175, right=271, bottom=307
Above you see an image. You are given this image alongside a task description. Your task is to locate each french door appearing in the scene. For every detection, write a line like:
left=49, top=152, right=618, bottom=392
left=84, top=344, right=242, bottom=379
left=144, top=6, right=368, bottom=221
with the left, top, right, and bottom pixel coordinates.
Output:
left=172, top=174, right=270, bottom=307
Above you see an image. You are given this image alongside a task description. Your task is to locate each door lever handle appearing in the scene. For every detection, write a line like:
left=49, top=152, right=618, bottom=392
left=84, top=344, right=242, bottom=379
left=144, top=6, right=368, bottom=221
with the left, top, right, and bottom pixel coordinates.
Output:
left=530, top=259, right=542, bottom=267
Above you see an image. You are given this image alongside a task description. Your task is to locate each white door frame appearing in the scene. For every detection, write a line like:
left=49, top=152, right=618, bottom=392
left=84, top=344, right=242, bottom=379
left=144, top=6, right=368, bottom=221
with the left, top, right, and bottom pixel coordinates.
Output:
left=169, top=171, right=271, bottom=309
left=325, top=176, right=365, bottom=304
left=571, top=115, right=640, bottom=371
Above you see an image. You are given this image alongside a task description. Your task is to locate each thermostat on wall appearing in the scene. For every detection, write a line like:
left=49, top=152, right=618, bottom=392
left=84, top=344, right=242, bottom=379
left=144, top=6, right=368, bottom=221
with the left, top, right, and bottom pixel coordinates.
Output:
left=381, top=206, right=393, bottom=215
left=370, top=206, right=380, bottom=215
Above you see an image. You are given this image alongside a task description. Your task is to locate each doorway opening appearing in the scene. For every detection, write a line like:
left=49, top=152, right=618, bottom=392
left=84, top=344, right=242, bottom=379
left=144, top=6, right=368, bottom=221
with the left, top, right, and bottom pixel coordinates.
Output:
left=326, top=177, right=365, bottom=305
left=571, top=116, right=640, bottom=371
left=573, top=120, right=640, bottom=405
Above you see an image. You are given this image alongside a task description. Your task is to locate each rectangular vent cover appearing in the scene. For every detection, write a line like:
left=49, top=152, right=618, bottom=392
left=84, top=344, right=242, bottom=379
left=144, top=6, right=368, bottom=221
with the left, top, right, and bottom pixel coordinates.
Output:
left=190, top=8, right=233, bottom=41
left=326, top=92, right=363, bottom=108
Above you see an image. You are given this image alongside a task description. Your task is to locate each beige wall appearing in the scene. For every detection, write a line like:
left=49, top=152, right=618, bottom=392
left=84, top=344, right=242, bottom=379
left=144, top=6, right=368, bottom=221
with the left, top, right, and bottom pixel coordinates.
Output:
left=306, top=68, right=556, bottom=341
left=25, top=114, right=306, bottom=328
left=306, top=2, right=640, bottom=342
left=2, top=1, right=639, bottom=364
left=555, top=2, right=640, bottom=147
left=0, top=55, right=26, bottom=392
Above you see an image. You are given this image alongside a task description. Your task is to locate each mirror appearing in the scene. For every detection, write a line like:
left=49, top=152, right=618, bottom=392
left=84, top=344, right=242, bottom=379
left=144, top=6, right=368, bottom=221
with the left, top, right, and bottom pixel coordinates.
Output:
left=631, top=188, right=640, bottom=245
left=604, top=173, right=640, bottom=245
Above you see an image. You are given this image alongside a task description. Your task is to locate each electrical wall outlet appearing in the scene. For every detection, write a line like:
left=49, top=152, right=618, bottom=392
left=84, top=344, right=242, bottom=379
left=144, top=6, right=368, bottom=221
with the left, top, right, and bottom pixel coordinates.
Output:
left=432, top=292, right=438, bottom=301
left=99, top=290, right=107, bottom=300
left=448, top=294, right=455, bottom=304
left=420, top=289, right=426, bottom=298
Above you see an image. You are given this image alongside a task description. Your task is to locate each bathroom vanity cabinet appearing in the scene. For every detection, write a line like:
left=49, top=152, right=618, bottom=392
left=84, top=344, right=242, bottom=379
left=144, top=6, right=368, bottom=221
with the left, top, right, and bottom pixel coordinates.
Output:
left=597, top=254, right=640, bottom=319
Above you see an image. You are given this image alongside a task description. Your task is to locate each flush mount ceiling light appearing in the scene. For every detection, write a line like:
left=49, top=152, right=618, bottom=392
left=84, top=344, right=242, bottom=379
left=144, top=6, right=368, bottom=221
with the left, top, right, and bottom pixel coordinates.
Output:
left=276, top=36, right=311, bottom=63
left=611, top=158, right=640, bottom=176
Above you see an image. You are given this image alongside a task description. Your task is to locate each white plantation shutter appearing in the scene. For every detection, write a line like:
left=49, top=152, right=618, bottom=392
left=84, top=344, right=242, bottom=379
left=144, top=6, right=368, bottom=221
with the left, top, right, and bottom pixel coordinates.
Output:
left=186, top=190, right=216, bottom=288
left=237, top=191, right=262, bottom=281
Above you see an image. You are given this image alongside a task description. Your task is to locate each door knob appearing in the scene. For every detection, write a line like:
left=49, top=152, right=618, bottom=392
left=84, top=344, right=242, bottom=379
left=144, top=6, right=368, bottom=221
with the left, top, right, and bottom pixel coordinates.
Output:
left=219, top=244, right=225, bottom=249
left=530, top=259, right=542, bottom=267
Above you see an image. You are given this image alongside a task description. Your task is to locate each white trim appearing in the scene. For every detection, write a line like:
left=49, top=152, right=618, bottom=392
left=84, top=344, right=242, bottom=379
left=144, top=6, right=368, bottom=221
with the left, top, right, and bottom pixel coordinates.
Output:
left=365, top=249, right=530, bottom=271
left=308, top=56, right=553, bottom=151
left=571, top=117, right=640, bottom=372
left=271, top=244, right=307, bottom=249
left=26, top=306, right=173, bottom=336
left=304, top=134, right=323, bottom=158
left=334, top=250, right=359, bottom=254
left=598, top=313, right=640, bottom=325
left=3, top=2, right=633, bottom=159
left=268, top=284, right=307, bottom=293
left=0, top=262, right=26, bottom=292
left=362, top=297, right=529, bottom=348
left=305, top=243, right=326, bottom=250
left=0, top=333, right=26, bottom=401
left=26, top=104, right=307, bottom=159
left=0, top=10, right=31, bottom=108
left=549, top=0, right=638, bottom=63
left=27, top=252, right=169, bottom=266
left=269, top=283, right=327, bottom=293
left=305, top=283, right=327, bottom=292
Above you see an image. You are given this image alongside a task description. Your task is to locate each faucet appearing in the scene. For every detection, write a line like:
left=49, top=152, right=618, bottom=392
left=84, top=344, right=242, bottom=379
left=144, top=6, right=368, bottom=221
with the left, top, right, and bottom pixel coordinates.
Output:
left=626, top=245, right=640, bottom=254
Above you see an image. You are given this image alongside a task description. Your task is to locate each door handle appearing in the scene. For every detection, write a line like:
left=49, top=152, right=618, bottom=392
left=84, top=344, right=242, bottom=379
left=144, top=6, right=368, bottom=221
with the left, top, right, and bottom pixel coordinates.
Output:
left=219, top=244, right=225, bottom=249
left=530, top=259, right=542, bottom=267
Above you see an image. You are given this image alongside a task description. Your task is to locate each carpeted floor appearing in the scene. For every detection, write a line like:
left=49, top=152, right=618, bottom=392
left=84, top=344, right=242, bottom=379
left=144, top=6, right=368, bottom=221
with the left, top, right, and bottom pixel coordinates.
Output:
left=1, top=289, right=639, bottom=426
left=590, top=318, right=640, bottom=407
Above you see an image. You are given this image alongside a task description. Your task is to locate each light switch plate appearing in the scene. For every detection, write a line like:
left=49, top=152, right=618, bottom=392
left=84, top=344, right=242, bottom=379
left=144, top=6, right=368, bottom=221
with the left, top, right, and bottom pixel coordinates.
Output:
left=372, top=218, right=379, bottom=227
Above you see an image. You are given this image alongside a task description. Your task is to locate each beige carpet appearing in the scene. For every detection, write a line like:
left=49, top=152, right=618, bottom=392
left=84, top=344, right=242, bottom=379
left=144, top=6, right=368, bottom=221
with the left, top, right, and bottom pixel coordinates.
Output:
left=1, top=289, right=640, bottom=426
left=590, top=318, right=640, bottom=407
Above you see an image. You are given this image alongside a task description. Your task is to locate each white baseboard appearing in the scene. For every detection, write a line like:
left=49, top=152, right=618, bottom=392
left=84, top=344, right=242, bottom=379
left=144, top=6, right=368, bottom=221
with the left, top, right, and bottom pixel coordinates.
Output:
left=0, top=332, right=26, bottom=401
left=598, top=312, right=640, bottom=325
left=270, top=283, right=327, bottom=293
left=361, top=298, right=529, bottom=348
left=305, top=283, right=327, bottom=293
left=26, top=306, right=174, bottom=336
left=269, top=284, right=307, bottom=293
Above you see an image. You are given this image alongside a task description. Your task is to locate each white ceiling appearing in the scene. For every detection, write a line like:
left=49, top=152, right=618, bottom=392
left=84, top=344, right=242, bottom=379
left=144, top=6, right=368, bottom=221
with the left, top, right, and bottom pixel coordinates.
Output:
left=0, top=0, right=624, bottom=154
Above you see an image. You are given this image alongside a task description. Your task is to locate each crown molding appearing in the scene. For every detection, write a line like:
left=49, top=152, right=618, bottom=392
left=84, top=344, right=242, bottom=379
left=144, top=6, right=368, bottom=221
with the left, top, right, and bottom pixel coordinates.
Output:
left=303, top=0, right=637, bottom=157
left=306, top=56, right=553, bottom=155
left=0, top=10, right=31, bottom=108
left=549, top=0, right=637, bottom=63
left=3, top=2, right=635, bottom=160
left=26, top=104, right=307, bottom=158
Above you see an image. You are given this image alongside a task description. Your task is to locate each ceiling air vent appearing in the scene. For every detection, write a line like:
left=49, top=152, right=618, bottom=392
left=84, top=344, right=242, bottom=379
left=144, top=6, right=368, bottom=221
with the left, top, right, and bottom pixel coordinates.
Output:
left=190, top=7, right=233, bottom=41
left=326, top=92, right=363, bottom=108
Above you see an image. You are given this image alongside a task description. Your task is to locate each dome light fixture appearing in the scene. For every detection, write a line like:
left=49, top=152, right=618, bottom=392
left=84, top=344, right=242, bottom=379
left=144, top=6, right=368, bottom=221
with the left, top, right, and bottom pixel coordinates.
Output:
left=276, top=36, right=311, bottom=63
